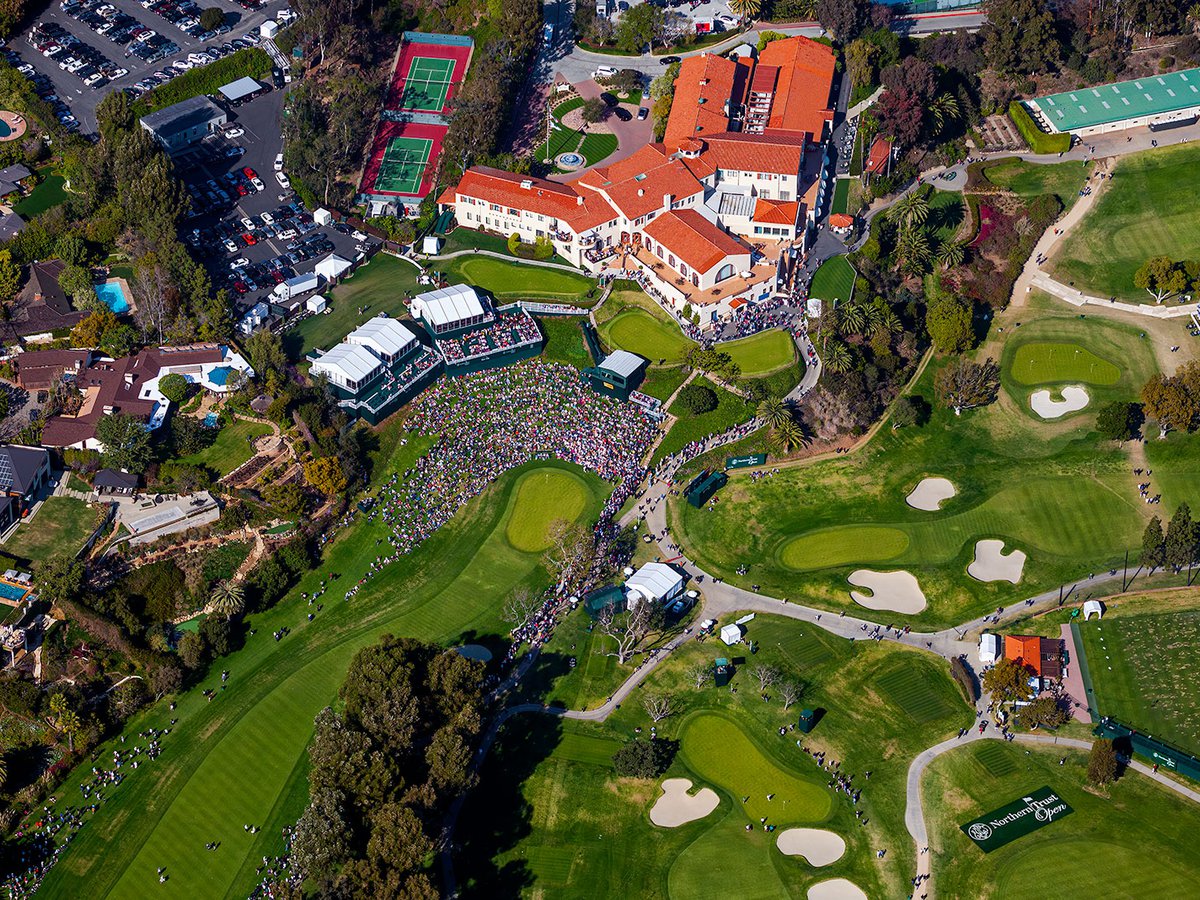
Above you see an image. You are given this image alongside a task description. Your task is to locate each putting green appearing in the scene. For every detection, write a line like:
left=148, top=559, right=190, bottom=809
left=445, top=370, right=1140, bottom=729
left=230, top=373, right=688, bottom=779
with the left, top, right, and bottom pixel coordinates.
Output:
left=599, top=307, right=695, bottom=363
left=506, top=468, right=590, bottom=551
left=680, top=712, right=832, bottom=824
left=809, top=256, right=856, bottom=303
left=779, top=526, right=910, bottom=571
left=454, top=256, right=594, bottom=300
left=1008, top=342, right=1121, bottom=387
left=669, top=815, right=790, bottom=900
left=722, top=329, right=797, bottom=377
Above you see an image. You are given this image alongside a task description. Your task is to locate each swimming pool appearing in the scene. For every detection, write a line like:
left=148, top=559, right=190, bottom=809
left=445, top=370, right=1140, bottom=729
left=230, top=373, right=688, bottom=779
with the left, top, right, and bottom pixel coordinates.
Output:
left=0, top=582, right=28, bottom=602
left=203, top=412, right=220, bottom=428
left=0, top=121, right=11, bottom=139
left=95, top=281, right=131, bottom=314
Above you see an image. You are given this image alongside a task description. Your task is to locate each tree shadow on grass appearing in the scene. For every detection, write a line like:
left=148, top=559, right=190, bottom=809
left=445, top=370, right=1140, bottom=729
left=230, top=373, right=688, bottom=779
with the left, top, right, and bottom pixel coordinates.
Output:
left=455, top=712, right=565, bottom=899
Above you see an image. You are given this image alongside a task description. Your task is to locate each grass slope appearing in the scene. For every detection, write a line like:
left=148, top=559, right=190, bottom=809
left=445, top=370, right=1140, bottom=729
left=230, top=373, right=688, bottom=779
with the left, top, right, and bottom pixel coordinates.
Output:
left=722, top=329, right=797, bottom=377
left=505, top=469, right=591, bottom=552
left=446, top=256, right=596, bottom=302
left=809, top=256, right=856, bottom=304
left=981, top=158, right=1091, bottom=208
left=39, top=460, right=608, bottom=899
left=924, top=740, right=1200, bottom=898
left=598, top=307, right=695, bottom=365
left=175, top=418, right=273, bottom=476
left=3, top=497, right=94, bottom=564
left=1052, top=143, right=1200, bottom=299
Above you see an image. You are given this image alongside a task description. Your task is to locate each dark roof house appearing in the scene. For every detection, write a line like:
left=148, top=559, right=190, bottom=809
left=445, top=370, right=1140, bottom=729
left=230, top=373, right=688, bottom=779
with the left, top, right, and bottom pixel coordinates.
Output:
left=4, top=260, right=86, bottom=339
left=0, top=164, right=32, bottom=197
left=14, top=349, right=92, bottom=391
left=0, top=445, right=50, bottom=496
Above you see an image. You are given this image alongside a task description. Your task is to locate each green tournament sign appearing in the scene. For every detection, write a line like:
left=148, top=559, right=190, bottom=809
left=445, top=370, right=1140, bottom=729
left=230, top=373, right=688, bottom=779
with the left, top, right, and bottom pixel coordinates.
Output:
left=725, top=454, right=767, bottom=470
left=960, top=786, right=1074, bottom=853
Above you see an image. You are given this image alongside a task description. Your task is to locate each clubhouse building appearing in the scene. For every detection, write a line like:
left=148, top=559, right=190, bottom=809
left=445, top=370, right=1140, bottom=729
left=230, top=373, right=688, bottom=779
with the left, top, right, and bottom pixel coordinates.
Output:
left=438, top=36, right=836, bottom=327
left=1024, top=66, right=1200, bottom=137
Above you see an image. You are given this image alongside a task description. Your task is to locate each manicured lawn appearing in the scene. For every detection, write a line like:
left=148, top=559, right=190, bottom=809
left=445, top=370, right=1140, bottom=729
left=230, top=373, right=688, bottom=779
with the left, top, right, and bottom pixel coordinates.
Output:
left=924, top=740, right=1200, bottom=898
left=14, top=169, right=68, bottom=218
left=670, top=343, right=1158, bottom=627
left=539, top=316, right=594, bottom=369
left=36, top=461, right=609, bottom=899
left=1079, top=610, right=1200, bottom=755
left=458, top=615, right=969, bottom=899
left=285, top=253, right=422, bottom=361
left=928, top=188, right=965, bottom=243
left=1051, top=143, right=1200, bottom=299
left=505, top=468, right=591, bottom=552
left=830, top=177, right=850, bottom=215
left=721, top=329, right=796, bottom=377
left=1144, top=429, right=1200, bottom=517
left=174, top=418, right=272, bottom=476
left=579, top=131, right=618, bottom=165
left=981, top=157, right=1091, bottom=208
left=598, top=307, right=695, bottom=364
left=656, top=376, right=753, bottom=465
left=3, top=496, right=94, bottom=564
left=809, top=255, right=856, bottom=304
left=998, top=295, right=1159, bottom=417
left=446, top=256, right=596, bottom=302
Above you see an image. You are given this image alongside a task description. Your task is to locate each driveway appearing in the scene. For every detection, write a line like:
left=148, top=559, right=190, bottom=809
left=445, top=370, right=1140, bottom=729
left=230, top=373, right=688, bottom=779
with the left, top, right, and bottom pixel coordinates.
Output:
left=550, top=79, right=653, bottom=179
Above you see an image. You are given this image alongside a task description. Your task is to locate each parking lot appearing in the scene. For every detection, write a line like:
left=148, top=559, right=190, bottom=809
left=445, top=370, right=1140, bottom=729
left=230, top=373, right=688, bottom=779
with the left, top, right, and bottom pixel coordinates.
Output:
left=9, top=0, right=286, bottom=133
left=175, top=87, right=380, bottom=319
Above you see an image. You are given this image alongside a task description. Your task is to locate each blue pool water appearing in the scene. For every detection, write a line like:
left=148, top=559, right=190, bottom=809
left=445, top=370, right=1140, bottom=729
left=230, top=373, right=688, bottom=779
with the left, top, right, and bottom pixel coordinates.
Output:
left=208, top=365, right=234, bottom=387
left=0, top=582, right=28, bottom=602
left=95, top=281, right=131, bottom=314
left=0, top=121, right=11, bottom=139
left=203, top=412, right=220, bottom=428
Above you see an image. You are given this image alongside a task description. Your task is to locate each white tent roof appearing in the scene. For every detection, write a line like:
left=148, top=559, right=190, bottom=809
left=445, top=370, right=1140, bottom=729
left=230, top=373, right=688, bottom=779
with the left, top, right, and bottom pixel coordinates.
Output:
left=219, top=76, right=261, bottom=102
left=310, top=343, right=380, bottom=385
left=720, top=623, right=743, bottom=645
left=411, top=283, right=485, bottom=328
left=315, top=253, right=352, bottom=280
left=348, top=315, right=417, bottom=359
left=979, top=633, right=1000, bottom=662
left=422, top=235, right=442, bottom=254
left=624, top=562, right=683, bottom=602
left=599, top=349, right=645, bottom=379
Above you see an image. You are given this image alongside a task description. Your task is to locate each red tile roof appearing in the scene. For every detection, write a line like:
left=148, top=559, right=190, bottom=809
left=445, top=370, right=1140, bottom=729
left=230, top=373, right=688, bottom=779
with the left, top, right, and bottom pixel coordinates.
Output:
left=828, top=213, right=855, bottom=228
left=644, top=209, right=750, bottom=275
left=758, top=36, right=836, bottom=139
left=703, top=131, right=807, bottom=175
left=753, top=198, right=800, bottom=226
left=664, top=54, right=749, bottom=150
left=576, top=144, right=705, bottom=221
left=445, top=166, right=618, bottom=233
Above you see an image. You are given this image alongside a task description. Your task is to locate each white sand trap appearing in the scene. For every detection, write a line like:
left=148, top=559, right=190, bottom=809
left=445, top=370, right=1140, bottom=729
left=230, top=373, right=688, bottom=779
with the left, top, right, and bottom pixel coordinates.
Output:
left=968, top=539, right=1027, bottom=584
left=807, top=878, right=869, bottom=900
left=1030, top=386, right=1089, bottom=419
left=906, top=476, right=956, bottom=511
left=649, top=778, right=719, bottom=827
left=776, top=828, right=846, bottom=866
left=848, top=569, right=927, bottom=614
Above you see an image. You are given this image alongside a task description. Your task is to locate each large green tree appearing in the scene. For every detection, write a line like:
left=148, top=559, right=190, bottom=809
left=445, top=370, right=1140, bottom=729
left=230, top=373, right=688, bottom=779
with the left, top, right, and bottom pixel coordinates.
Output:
left=96, top=413, right=152, bottom=471
left=981, top=0, right=1060, bottom=74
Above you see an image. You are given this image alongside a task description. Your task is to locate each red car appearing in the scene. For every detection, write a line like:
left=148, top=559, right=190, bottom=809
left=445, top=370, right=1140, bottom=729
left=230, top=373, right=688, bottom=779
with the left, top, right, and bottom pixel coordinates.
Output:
left=232, top=280, right=248, bottom=294
left=235, top=183, right=248, bottom=196
left=242, top=166, right=257, bottom=179
left=242, top=232, right=257, bottom=245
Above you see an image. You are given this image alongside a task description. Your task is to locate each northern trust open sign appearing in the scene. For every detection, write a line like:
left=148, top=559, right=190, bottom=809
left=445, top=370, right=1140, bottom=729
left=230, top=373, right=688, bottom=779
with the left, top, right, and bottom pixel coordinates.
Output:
left=960, top=786, right=1074, bottom=853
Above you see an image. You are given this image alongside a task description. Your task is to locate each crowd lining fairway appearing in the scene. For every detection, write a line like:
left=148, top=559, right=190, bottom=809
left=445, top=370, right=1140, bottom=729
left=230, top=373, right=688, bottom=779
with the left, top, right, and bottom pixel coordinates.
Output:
left=505, top=469, right=590, bottom=552
left=1008, top=341, right=1121, bottom=386
left=809, top=256, right=856, bottom=303
left=374, top=136, right=433, bottom=195
left=1052, top=143, right=1200, bottom=299
left=398, top=56, right=454, bottom=111
left=599, top=307, right=695, bottom=363
left=1079, top=610, right=1200, bottom=755
left=779, top=525, right=910, bottom=570
left=924, top=740, right=1200, bottom=898
left=722, top=329, right=796, bottom=377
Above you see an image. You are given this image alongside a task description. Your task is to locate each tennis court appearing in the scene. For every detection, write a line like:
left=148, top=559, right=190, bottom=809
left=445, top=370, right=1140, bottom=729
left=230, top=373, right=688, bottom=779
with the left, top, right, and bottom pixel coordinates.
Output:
left=375, top=136, right=433, bottom=195
left=399, top=56, right=455, bottom=112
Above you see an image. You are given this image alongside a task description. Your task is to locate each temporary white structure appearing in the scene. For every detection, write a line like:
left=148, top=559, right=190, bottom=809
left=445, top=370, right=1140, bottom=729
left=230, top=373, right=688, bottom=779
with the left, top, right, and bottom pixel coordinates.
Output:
left=979, top=633, right=1001, bottom=664
left=1083, top=600, right=1104, bottom=621
left=410, top=284, right=489, bottom=334
left=313, top=208, right=334, bottom=226
left=422, top=235, right=442, bottom=254
left=315, top=253, right=352, bottom=282
left=309, top=343, right=380, bottom=391
left=719, top=624, right=743, bottom=646
left=305, top=295, right=328, bottom=314
left=347, top=315, right=418, bottom=363
left=624, top=562, right=684, bottom=607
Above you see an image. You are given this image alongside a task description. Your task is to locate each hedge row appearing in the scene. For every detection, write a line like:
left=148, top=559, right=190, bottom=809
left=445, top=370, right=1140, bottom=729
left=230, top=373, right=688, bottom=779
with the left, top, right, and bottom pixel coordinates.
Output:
left=134, top=48, right=273, bottom=117
left=1007, top=101, right=1071, bottom=155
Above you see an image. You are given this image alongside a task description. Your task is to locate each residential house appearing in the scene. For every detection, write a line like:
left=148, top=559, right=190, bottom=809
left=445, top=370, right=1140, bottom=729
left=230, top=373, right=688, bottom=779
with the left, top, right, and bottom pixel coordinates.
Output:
left=3, top=260, right=86, bottom=340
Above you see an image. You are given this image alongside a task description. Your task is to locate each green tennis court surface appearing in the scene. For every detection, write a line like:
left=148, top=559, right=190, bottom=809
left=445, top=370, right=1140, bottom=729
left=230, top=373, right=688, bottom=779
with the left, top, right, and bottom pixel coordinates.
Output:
left=400, top=56, right=455, bottom=111
left=376, top=137, right=432, bottom=195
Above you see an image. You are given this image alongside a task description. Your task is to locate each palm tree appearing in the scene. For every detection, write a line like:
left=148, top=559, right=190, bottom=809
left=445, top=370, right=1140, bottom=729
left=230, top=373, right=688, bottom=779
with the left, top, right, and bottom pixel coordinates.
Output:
left=896, top=228, right=932, bottom=277
left=0, top=754, right=7, bottom=789
left=888, top=192, right=930, bottom=233
left=936, top=239, right=966, bottom=270
left=209, top=580, right=245, bottom=621
left=1189, top=3, right=1200, bottom=30
left=757, top=397, right=791, bottom=430
left=58, top=710, right=80, bottom=752
left=823, top=341, right=853, bottom=375
left=874, top=307, right=903, bottom=337
left=729, top=0, right=761, bottom=18
left=838, top=303, right=866, bottom=336
left=47, top=693, right=67, bottom=726
left=770, top=417, right=810, bottom=454
left=929, top=93, right=961, bottom=134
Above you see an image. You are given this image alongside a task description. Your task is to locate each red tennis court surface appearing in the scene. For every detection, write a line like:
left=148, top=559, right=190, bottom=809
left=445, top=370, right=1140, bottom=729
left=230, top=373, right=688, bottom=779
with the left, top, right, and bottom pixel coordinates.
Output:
left=361, top=120, right=447, bottom=198
left=385, top=39, right=472, bottom=114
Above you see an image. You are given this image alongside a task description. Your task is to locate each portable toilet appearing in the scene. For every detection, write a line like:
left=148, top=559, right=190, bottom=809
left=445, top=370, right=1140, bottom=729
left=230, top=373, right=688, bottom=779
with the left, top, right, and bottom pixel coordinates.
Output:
left=798, top=709, right=817, bottom=734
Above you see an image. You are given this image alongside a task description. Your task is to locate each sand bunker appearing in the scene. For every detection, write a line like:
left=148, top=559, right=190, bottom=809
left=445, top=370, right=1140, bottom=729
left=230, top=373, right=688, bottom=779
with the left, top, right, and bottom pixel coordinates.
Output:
left=807, top=878, right=869, bottom=900
left=649, top=778, right=719, bottom=827
left=906, top=477, right=956, bottom=511
left=1030, top=386, right=1089, bottom=419
left=968, top=539, right=1027, bottom=584
left=848, top=569, right=928, bottom=614
left=776, top=828, right=846, bottom=866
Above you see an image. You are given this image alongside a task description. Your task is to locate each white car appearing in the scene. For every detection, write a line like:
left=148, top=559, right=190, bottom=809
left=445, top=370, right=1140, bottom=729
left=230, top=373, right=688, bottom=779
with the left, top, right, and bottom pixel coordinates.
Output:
left=251, top=176, right=264, bottom=191
left=239, top=216, right=254, bottom=229
left=352, top=230, right=367, bottom=242
left=224, top=126, right=244, bottom=138
left=275, top=171, right=290, bottom=189
left=223, top=238, right=238, bottom=253
left=230, top=257, right=249, bottom=268
left=273, top=152, right=283, bottom=171
left=260, top=212, right=274, bottom=224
